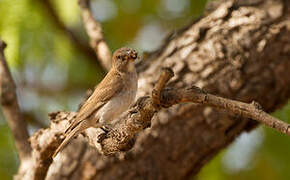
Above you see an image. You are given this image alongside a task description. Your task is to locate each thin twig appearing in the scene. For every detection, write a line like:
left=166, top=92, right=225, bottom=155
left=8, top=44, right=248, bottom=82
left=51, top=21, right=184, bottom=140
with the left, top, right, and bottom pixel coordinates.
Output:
left=161, top=86, right=290, bottom=136
left=0, top=39, right=31, bottom=160
left=38, top=0, right=105, bottom=73
left=152, top=68, right=174, bottom=106
left=78, top=0, right=112, bottom=71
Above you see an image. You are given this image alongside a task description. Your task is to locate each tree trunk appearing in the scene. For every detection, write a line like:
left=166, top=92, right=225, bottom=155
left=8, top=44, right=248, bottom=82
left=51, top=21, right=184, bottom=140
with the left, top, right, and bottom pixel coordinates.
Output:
left=17, top=0, right=290, bottom=179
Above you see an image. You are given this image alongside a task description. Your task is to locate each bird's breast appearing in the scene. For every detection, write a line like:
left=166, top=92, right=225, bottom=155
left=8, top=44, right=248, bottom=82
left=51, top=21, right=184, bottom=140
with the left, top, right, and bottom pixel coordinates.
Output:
left=97, top=71, right=137, bottom=124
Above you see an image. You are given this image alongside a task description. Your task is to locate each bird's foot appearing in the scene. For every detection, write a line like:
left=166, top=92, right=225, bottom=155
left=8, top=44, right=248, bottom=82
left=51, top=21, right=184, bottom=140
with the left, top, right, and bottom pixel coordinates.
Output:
left=98, top=125, right=113, bottom=143
left=98, top=133, right=107, bottom=143
left=101, top=124, right=112, bottom=133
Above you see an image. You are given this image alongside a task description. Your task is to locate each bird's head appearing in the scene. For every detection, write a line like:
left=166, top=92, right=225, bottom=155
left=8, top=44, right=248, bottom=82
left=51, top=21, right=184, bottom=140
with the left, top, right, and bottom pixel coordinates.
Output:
left=112, top=47, right=138, bottom=72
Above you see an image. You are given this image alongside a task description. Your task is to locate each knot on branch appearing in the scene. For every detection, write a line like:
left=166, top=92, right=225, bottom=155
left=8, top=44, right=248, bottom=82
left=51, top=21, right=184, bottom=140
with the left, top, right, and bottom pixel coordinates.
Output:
left=188, top=85, right=206, bottom=94
left=98, top=128, right=137, bottom=155
left=251, top=101, right=263, bottom=111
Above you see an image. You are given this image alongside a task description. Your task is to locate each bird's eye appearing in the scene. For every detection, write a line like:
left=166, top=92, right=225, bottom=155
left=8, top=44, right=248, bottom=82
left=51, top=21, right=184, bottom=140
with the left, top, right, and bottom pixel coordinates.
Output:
left=117, top=55, right=121, bottom=59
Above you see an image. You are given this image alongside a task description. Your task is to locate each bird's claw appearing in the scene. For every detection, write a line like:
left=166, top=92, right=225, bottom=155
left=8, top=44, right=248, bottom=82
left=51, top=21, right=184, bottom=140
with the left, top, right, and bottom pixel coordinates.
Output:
left=101, top=125, right=112, bottom=133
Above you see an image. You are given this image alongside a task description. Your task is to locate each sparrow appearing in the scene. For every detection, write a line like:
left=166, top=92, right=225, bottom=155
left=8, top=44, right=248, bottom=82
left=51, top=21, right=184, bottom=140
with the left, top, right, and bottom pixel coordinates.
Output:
left=53, top=47, right=138, bottom=157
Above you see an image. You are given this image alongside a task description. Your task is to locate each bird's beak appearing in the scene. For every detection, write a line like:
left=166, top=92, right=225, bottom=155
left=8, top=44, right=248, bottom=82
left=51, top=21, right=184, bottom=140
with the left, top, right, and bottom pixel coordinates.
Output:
left=128, top=49, right=138, bottom=62
left=130, top=57, right=137, bottom=62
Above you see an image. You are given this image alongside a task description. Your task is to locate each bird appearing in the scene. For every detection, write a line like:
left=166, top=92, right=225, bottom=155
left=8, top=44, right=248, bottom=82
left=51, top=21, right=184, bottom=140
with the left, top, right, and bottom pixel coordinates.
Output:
left=53, top=47, right=138, bottom=158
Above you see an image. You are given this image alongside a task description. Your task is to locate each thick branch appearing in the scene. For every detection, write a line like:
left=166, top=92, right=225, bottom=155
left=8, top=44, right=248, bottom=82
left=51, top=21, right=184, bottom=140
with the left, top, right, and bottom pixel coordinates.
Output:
left=78, top=0, right=112, bottom=71
left=29, top=112, right=77, bottom=180
left=33, top=67, right=288, bottom=157
left=0, top=39, right=31, bottom=160
left=16, top=67, right=290, bottom=179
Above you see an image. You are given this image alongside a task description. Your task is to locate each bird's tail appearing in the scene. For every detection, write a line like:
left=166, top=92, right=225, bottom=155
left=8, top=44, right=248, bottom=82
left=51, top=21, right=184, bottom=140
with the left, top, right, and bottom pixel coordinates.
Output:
left=53, top=121, right=89, bottom=158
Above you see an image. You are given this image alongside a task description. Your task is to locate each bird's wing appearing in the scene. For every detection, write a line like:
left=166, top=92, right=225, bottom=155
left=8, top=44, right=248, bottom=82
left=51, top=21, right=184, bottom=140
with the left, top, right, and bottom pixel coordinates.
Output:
left=65, top=70, right=124, bottom=133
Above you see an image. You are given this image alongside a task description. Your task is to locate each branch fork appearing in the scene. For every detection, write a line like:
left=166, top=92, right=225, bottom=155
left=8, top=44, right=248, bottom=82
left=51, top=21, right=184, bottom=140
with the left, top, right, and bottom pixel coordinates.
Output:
left=95, top=67, right=290, bottom=155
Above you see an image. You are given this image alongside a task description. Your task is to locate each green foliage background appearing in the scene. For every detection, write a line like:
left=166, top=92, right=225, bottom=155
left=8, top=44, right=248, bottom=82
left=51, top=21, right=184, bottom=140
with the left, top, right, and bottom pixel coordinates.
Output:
left=0, top=0, right=289, bottom=179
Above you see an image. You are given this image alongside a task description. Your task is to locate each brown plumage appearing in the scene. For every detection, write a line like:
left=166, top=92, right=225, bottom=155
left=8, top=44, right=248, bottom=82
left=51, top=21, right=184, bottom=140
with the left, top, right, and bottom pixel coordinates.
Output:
left=53, top=47, right=138, bottom=158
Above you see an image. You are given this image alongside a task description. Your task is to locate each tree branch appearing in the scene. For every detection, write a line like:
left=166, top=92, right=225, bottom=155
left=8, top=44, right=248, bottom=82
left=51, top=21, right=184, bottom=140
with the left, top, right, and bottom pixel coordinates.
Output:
left=27, top=64, right=290, bottom=177
left=96, top=68, right=290, bottom=154
left=78, top=0, right=112, bottom=71
left=13, top=0, right=290, bottom=178
left=152, top=68, right=174, bottom=106
left=38, top=0, right=105, bottom=73
left=11, top=67, right=290, bottom=179
left=161, top=86, right=290, bottom=135
left=0, top=39, right=31, bottom=160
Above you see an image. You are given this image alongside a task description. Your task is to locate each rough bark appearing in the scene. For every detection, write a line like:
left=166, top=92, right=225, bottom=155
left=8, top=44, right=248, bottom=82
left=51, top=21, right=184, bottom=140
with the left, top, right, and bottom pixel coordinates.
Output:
left=16, top=0, right=290, bottom=179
